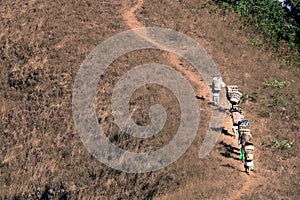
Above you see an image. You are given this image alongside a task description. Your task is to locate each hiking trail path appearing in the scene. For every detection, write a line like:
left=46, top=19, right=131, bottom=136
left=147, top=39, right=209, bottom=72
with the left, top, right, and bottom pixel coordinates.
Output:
left=122, top=1, right=265, bottom=199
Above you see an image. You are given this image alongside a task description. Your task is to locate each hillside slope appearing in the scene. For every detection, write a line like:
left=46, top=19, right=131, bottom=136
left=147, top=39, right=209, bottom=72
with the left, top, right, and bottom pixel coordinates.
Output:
left=0, top=0, right=299, bottom=199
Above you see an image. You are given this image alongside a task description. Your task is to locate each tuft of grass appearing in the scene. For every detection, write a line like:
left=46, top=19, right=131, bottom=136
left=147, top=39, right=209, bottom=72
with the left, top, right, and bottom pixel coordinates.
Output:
left=262, top=80, right=291, bottom=89
left=200, top=3, right=207, bottom=9
left=193, top=7, right=199, bottom=14
left=245, top=90, right=260, bottom=102
left=272, top=96, right=290, bottom=107
left=251, top=39, right=259, bottom=47
left=263, top=139, right=293, bottom=150
left=259, top=110, right=270, bottom=118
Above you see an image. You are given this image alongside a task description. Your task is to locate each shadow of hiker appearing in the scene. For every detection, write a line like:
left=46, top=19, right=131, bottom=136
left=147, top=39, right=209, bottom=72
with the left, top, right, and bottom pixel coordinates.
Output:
left=221, top=128, right=235, bottom=137
left=219, top=141, right=240, bottom=160
left=221, top=163, right=236, bottom=169
left=220, top=141, right=239, bottom=151
left=210, top=127, right=224, bottom=132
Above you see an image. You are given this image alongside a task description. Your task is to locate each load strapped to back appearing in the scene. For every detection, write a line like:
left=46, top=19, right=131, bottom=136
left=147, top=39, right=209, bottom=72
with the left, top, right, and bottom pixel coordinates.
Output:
left=239, top=120, right=252, bottom=145
left=226, top=85, right=242, bottom=105
left=230, top=105, right=244, bottom=114
left=226, top=85, right=238, bottom=98
left=212, top=77, right=225, bottom=92
left=238, top=119, right=250, bottom=129
left=230, top=105, right=244, bottom=125
left=244, top=143, right=254, bottom=161
left=231, top=112, right=244, bottom=125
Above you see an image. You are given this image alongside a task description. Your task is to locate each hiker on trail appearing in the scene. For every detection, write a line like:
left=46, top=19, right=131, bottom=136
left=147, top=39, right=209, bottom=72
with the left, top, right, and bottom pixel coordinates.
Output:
left=230, top=105, right=244, bottom=138
left=240, top=129, right=252, bottom=148
left=226, top=85, right=237, bottom=102
left=240, top=141, right=254, bottom=174
left=226, top=85, right=242, bottom=106
left=238, top=120, right=251, bottom=148
left=212, top=77, right=226, bottom=105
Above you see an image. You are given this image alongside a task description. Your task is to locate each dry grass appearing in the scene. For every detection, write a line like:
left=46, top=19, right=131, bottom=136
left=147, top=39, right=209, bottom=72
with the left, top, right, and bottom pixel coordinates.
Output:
left=0, top=0, right=299, bottom=199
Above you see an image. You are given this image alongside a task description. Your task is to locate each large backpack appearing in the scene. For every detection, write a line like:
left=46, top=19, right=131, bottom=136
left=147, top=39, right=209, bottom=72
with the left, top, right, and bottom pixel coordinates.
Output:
left=226, top=85, right=238, bottom=99
left=240, top=130, right=252, bottom=146
left=232, top=112, right=244, bottom=125
left=244, top=143, right=254, bottom=161
left=239, top=120, right=250, bottom=131
left=240, top=120, right=250, bottom=126
left=230, top=91, right=242, bottom=104
left=213, top=77, right=224, bottom=92
left=230, top=105, right=243, bottom=114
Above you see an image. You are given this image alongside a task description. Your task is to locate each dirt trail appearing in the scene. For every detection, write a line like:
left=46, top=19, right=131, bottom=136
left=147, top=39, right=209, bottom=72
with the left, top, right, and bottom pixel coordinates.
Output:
left=122, top=0, right=144, bottom=29
left=222, top=114, right=265, bottom=200
left=228, top=174, right=264, bottom=200
left=122, top=0, right=264, bottom=199
left=122, top=0, right=209, bottom=99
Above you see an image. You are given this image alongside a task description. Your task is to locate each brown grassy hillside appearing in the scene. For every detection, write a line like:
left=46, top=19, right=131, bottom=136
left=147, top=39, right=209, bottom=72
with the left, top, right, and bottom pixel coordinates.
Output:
left=0, top=0, right=299, bottom=199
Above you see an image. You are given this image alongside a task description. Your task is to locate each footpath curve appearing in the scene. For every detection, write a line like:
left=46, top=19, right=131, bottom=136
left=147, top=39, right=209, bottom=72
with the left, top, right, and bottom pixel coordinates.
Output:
left=122, top=1, right=264, bottom=199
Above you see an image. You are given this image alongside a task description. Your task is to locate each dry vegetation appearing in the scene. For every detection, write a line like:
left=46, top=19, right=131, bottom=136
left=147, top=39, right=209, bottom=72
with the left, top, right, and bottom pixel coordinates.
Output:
left=0, top=0, right=299, bottom=199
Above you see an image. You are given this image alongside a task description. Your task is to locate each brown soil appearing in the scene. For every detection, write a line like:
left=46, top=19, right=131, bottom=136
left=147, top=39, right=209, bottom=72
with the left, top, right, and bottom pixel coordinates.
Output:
left=0, top=0, right=299, bottom=199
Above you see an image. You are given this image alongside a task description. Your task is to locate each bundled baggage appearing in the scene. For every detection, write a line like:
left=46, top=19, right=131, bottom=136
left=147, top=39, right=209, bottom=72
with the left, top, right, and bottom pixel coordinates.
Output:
left=242, top=142, right=254, bottom=174
left=231, top=111, right=244, bottom=125
left=226, top=85, right=242, bottom=105
left=212, top=77, right=226, bottom=105
left=225, top=84, right=256, bottom=175
left=238, top=120, right=250, bottom=130
left=238, top=120, right=251, bottom=147
left=226, top=85, right=238, bottom=99
left=230, top=105, right=244, bottom=114
left=213, top=77, right=225, bottom=92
